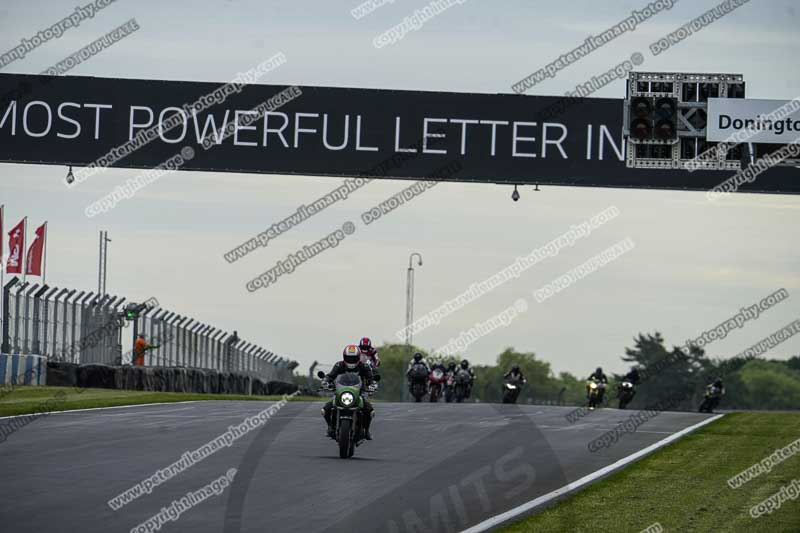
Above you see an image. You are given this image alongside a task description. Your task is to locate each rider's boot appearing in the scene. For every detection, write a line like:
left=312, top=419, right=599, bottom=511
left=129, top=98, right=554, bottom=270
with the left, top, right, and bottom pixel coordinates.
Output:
left=363, top=410, right=373, bottom=440
left=323, top=408, right=335, bottom=438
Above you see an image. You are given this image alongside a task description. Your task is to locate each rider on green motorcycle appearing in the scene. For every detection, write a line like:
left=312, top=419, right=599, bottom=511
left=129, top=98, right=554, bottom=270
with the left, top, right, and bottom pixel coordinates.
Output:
left=322, top=345, right=377, bottom=440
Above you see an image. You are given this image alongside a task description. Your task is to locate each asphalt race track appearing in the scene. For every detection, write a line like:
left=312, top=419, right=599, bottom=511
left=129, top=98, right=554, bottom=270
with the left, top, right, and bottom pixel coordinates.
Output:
left=0, top=401, right=717, bottom=533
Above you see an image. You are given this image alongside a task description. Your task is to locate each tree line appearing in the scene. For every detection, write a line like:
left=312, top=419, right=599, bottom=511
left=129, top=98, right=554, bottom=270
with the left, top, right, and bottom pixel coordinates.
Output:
left=297, top=333, right=800, bottom=410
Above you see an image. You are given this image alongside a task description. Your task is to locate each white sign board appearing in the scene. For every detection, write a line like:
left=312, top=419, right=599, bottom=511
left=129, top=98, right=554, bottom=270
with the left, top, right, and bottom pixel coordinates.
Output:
left=707, top=98, right=800, bottom=144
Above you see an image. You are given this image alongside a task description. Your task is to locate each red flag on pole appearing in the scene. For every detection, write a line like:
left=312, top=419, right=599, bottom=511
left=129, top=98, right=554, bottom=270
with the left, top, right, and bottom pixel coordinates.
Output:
left=6, top=218, right=25, bottom=274
left=26, top=222, right=46, bottom=276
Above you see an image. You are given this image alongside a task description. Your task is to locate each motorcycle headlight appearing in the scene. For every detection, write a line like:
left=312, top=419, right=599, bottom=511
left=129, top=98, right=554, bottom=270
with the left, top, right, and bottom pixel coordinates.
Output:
left=340, top=392, right=355, bottom=406
left=589, top=382, right=597, bottom=389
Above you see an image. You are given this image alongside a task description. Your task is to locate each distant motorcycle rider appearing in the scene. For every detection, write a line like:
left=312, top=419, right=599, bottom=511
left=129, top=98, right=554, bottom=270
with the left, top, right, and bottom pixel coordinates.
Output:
left=587, top=366, right=608, bottom=403
left=430, top=360, right=447, bottom=373
left=358, top=337, right=380, bottom=367
left=460, top=359, right=475, bottom=379
left=406, top=352, right=430, bottom=375
left=457, top=359, right=475, bottom=398
left=707, top=378, right=725, bottom=397
left=322, top=345, right=376, bottom=440
left=617, top=367, right=640, bottom=395
left=699, top=378, right=726, bottom=413
left=406, top=352, right=430, bottom=397
left=504, top=363, right=526, bottom=383
left=616, top=367, right=639, bottom=407
left=358, top=337, right=380, bottom=379
left=621, top=367, right=641, bottom=385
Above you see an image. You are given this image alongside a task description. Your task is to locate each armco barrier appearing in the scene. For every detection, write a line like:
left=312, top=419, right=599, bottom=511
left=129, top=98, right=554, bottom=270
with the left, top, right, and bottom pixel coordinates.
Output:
left=0, top=353, right=47, bottom=386
left=46, top=361, right=296, bottom=396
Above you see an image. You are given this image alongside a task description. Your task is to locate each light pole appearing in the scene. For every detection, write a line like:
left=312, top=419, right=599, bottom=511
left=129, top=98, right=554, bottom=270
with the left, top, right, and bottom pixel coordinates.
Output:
left=404, top=252, right=423, bottom=402
left=97, top=230, right=111, bottom=297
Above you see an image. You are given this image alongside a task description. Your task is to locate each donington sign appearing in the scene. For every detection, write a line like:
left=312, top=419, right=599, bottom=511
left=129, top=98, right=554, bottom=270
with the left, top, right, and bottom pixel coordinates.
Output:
left=0, top=73, right=797, bottom=193
left=707, top=98, right=800, bottom=144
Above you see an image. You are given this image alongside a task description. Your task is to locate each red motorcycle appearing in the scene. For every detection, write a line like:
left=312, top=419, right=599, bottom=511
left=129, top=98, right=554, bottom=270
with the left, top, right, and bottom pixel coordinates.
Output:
left=428, top=368, right=446, bottom=402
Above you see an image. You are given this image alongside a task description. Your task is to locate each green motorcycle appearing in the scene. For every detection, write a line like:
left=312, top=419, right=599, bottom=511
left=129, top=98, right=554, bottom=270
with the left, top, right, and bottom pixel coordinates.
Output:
left=318, top=371, right=378, bottom=458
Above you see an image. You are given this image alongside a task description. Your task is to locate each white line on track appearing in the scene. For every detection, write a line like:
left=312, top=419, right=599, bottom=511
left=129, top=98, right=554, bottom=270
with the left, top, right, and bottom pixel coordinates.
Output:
left=460, top=414, right=725, bottom=533
left=0, top=401, right=206, bottom=420
left=0, top=399, right=297, bottom=421
left=85, top=406, right=199, bottom=416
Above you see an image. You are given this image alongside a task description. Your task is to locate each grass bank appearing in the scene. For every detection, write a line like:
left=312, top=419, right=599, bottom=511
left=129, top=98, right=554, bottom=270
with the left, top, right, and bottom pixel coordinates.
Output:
left=504, top=413, right=800, bottom=533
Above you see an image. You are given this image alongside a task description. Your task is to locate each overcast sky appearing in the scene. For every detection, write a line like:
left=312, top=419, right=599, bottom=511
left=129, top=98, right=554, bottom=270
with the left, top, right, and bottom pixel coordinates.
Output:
left=1, top=0, right=798, bottom=376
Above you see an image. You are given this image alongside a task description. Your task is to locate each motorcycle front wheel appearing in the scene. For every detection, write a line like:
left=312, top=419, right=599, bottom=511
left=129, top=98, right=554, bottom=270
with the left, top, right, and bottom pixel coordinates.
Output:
left=338, top=418, right=353, bottom=459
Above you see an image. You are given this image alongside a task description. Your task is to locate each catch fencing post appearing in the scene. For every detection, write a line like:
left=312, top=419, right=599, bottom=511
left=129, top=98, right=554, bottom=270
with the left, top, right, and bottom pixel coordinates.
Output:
left=11, top=281, right=30, bottom=353
left=191, top=322, right=204, bottom=368
left=212, top=331, right=226, bottom=370
left=149, top=309, right=166, bottom=366
left=22, top=283, right=39, bottom=354
left=83, top=294, right=105, bottom=364
left=241, top=343, right=253, bottom=373
left=177, top=316, right=191, bottom=367
left=60, top=290, right=76, bottom=361
left=31, top=284, right=49, bottom=354
left=200, top=323, right=210, bottom=368
left=74, top=292, right=93, bottom=363
left=67, top=291, right=86, bottom=363
left=160, top=312, right=176, bottom=365
left=140, top=304, right=157, bottom=365
left=247, top=345, right=259, bottom=373
left=183, top=320, right=195, bottom=368
left=51, top=288, right=68, bottom=358
left=235, top=341, right=247, bottom=373
left=41, top=286, right=59, bottom=357
left=164, top=311, right=182, bottom=366
left=179, top=318, right=190, bottom=368
left=110, top=298, right=126, bottom=364
left=1, top=277, right=20, bottom=353
left=224, top=332, right=239, bottom=373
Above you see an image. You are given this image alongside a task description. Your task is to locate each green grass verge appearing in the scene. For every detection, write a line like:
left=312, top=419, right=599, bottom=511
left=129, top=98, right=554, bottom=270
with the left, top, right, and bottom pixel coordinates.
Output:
left=0, top=385, right=322, bottom=417
left=503, top=413, right=800, bottom=533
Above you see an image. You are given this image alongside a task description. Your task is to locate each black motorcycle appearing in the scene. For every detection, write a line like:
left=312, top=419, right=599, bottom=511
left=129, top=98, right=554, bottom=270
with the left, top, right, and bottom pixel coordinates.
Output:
left=617, top=380, right=635, bottom=409
left=502, top=375, right=525, bottom=404
left=698, top=385, right=723, bottom=413
left=408, top=363, right=429, bottom=402
left=454, top=369, right=472, bottom=403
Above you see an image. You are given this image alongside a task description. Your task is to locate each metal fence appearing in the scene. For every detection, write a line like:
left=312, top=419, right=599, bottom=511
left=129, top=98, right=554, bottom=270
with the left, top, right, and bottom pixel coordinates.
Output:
left=1, top=276, right=296, bottom=382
